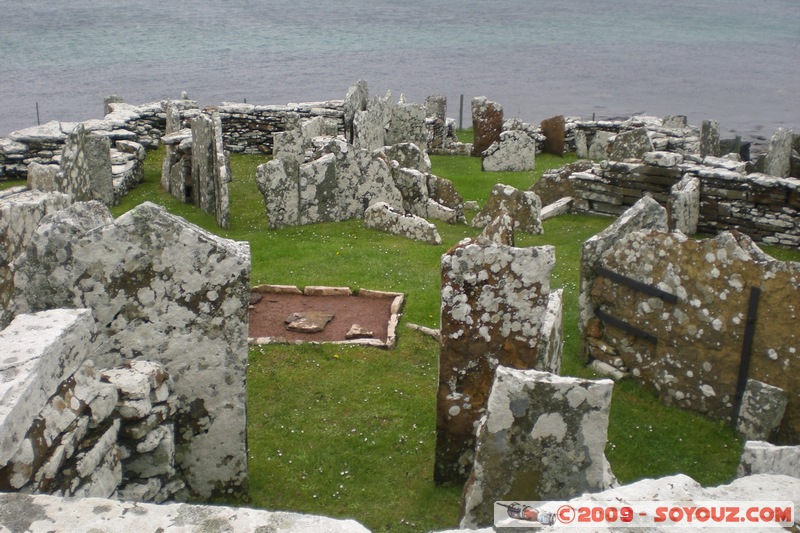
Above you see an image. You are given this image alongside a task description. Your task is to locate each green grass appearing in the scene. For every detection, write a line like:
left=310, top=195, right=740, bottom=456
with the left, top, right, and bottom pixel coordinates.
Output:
left=39, top=146, right=800, bottom=531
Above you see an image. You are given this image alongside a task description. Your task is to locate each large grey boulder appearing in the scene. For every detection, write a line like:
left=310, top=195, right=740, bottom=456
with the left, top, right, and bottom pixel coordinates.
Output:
left=460, top=367, right=614, bottom=528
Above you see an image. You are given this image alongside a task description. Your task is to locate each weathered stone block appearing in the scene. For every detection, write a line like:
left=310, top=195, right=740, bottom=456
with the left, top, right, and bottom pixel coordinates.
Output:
left=540, top=115, right=565, bottom=156
left=764, top=128, right=794, bottom=178
left=364, top=202, right=441, bottom=244
left=14, top=202, right=251, bottom=500
left=589, top=131, right=613, bottom=160
left=737, top=379, right=788, bottom=441
left=607, top=128, right=654, bottom=161
left=435, top=238, right=555, bottom=484
left=471, top=184, right=542, bottom=234
left=481, top=130, right=536, bottom=172
left=191, top=112, right=231, bottom=229
left=700, top=119, right=720, bottom=158
left=668, top=174, right=700, bottom=234
left=0, top=309, right=96, bottom=468
left=460, top=367, right=614, bottom=528
left=58, top=123, right=113, bottom=205
left=387, top=99, right=427, bottom=147
left=738, top=440, right=800, bottom=478
left=478, top=213, right=514, bottom=246
left=471, top=97, right=503, bottom=157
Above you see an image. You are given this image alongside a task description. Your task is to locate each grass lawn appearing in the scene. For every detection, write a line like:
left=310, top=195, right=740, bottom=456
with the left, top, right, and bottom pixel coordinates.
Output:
left=18, top=142, right=800, bottom=531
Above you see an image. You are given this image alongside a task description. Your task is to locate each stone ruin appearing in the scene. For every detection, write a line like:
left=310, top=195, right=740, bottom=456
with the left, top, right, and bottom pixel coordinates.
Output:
left=256, top=82, right=465, bottom=235
left=580, top=196, right=800, bottom=442
left=161, top=109, right=232, bottom=229
left=435, top=236, right=563, bottom=484
left=460, top=367, right=615, bottom=528
left=1, top=198, right=250, bottom=502
left=470, top=184, right=543, bottom=234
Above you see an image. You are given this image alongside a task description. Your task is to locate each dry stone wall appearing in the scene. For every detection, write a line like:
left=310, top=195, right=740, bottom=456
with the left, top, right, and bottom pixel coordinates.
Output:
left=435, top=238, right=560, bottom=484
left=12, top=201, right=251, bottom=500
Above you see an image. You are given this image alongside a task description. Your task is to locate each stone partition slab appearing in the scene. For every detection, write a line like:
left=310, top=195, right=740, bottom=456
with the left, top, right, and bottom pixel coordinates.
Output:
left=471, top=97, right=503, bottom=157
left=471, top=184, right=543, bottom=234
left=0, top=309, right=96, bottom=467
left=591, top=229, right=800, bottom=442
left=668, top=174, right=700, bottom=234
left=364, top=201, right=442, bottom=245
left=58, top=124, right=113, bottom=205
left=0, top=189, right=71, bottom=329
left=460, top=367, right=614, bottom=528
left=0, top=492, right=371, bottom=533
left=435, top=238, right=556, bottom=484
left=481, top=130, right=536, bottom=172
left=579, top=196, right=668, bottom=362
left=13, top=201, right=251, bottom=500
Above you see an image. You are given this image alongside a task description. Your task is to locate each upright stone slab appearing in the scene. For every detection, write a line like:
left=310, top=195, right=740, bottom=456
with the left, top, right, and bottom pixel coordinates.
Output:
left=471, top=184, right=542, bottom=234
left=479, top=213, right=514, bottom=246
left=13, top=202, right=251, bottom=501
left=700, top=119, right=720, bottom=158
left=191, top=112, right=231, bottom=229
left=353, top=91, right=392, bottom=152
left=540, top=114, right=566, bottom=156
left=58, top=124, right=113, bottom=205
left=343, top=79, right=369, bottom=143
left=164, top=101, right=181, bottom=136
left=26, top=162, right=59, bottom=193
left=460, top=367, right=614, bottom=528
left=736, top=379, right=788, bottom=441
left=578, top=196, right=667, bottom=362
left=435, top=238, right=556, bottom=484
left=738, top=441, right=800, bottom=478
left=426, top=94, right=447, bottom=149
left=387, top=99, right=427, bottom=147
left=0, top=189, right=71, bottom=329
left=588, top=130, right=613, bottom=160
left=471, top=97, right=503, bottom=157
left=607, top=128, right=654, bottom=161
left=764, top=128, right=794, bottom=178
left=668, top=174, right=700, bottom=234
left=481, top=130, right=536, bottom=172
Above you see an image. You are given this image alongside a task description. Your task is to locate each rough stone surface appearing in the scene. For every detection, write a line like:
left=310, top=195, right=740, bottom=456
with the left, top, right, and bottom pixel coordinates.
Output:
left=460, top=367, right=614, bottom=528
left=540, top=115, right=566, bottom=156
left=58, top=124, right=113, bottom=205
left=700, top=119, right=720, bottom=158
left=589, top=228, right=800, bottom=441
left=381, top=142, right=431, bottom=174
left=738, top=440, right=800, bottom=478
left=588, top=131, right=613, bottom=160
left=343, top=79, right=369, bottom=143
left=191, top=112, right=231, bottom=229
left=26, top=163, right=60, bottom=193
left=607, top=127, right=654, bottom=161
left=435, top=238, right=556, bottom=484
left=285, top=311, right=336, bottom=333
left=0, top=492, right=371, bottom=533
left=578, top=196, right=668, bottom=362
left=530, top=160, right=593, bottom=206
left=471, top=97, right=503, bottom=157
left=764, top=128, right=794, bottom=178
left=438, top=474, right=800, bottom=533
left=0, top=309, right=96, bottom=468
left=0, top=189, right=71, bottom=329
left=481, top=130, right=536, bottom=172
left=471, top=184, right=542, bottom=234
left=364, top=201, right=442, bottom=244
left=353, top=91, right=392, bottom=152
left=737, top=379, right=789, bottom=441
left=387, top=98, right=427, bottom=147
left=478, top=213, right=514, bottom=246
left=668, top=174, right=700, bottom=234
left=13, top=201, right=251, bottom=500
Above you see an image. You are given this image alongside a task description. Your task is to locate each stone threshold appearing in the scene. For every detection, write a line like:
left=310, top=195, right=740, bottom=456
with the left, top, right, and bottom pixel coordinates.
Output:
left=248, top=284, right=404, bottom=349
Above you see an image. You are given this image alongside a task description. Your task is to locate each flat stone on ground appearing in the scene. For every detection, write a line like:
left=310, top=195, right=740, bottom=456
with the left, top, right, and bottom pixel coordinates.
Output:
left=285, top=311, right=335, bottom=333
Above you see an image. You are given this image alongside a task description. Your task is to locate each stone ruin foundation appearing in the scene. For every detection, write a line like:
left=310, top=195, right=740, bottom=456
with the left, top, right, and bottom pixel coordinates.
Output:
left=3, top=199, right=251, bottom=501
left=435, top=236, right=563, bottom=484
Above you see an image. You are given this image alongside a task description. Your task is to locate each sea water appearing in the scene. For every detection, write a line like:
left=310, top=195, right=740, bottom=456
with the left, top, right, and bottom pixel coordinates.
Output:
left=1, top=0, right=798, bottom=141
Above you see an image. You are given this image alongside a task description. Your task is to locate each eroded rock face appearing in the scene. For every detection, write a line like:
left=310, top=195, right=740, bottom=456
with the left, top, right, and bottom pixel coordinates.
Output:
left=589, top=228, right=800, bottom=441
left=435, top=239, right=557, bottom=484
left=481, top=130, right=536, bottom=172
left=471, top=97, right=503, bottom=157
left=471, top=184, right=542, bottom=234
left=460, top=367, right=614, bottom=528
left=13, top=201, right=251, bottom=500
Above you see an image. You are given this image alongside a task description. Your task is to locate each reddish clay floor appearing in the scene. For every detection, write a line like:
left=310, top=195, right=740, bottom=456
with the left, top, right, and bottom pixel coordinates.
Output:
left=248, top=292, right=394, bottom=343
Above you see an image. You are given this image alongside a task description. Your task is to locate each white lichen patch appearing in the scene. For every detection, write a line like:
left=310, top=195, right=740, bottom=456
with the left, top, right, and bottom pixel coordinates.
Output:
left=530, top=413, right=567, bottom=441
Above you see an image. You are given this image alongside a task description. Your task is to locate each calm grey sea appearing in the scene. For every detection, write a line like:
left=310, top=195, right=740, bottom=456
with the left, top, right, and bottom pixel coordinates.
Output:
left=1, top=0, right=798, bottom=141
